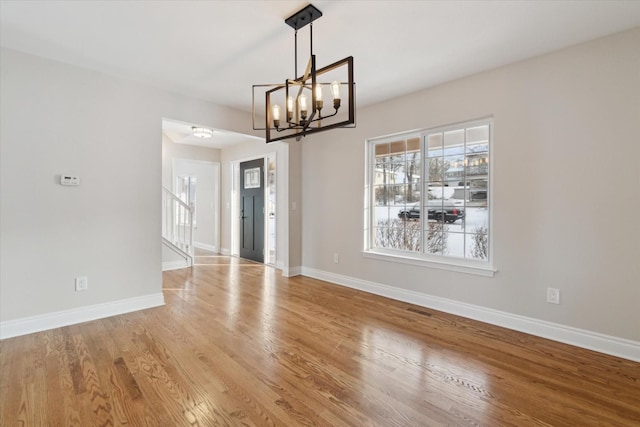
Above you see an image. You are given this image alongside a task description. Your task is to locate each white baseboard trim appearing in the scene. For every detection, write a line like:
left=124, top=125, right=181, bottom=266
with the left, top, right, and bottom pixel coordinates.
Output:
left=162, top=260, right=189, bottom=271
left=301, top=267, right=640, bottom=362
left=220, top=248, right=231, bottom=256
left=194, top=242, right=218, bottom=253
left=0, top=293, right=165, bottom=340
left=282, top=266, right=301, bottom=277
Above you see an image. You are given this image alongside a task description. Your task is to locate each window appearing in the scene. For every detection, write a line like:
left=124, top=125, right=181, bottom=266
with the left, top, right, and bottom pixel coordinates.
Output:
left=365, top=119, right=493, bottom=276
left=176, top=175, right=196, bottom=225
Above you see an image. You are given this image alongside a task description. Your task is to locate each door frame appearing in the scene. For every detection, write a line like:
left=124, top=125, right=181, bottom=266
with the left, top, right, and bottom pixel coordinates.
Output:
left=230, top=153, right=276, bottom=265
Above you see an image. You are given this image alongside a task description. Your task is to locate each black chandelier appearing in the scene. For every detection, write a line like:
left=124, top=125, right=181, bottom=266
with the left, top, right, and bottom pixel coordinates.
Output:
left=252, top=4, right=355, bottom=143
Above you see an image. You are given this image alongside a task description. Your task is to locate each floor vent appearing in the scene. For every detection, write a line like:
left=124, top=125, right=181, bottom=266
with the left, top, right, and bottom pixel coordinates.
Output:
left=407, top=307, right=432, bottom=317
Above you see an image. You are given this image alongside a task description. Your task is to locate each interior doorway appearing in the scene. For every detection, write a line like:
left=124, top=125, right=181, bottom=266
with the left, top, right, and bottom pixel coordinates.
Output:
left=173, top=158, right=220, bottom=253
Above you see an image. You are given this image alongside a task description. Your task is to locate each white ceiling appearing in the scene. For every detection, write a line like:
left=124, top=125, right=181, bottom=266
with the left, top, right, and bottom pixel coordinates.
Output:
left=163, top=119, right=263, bottom=148
left=2, top=1, right=640, bottom=147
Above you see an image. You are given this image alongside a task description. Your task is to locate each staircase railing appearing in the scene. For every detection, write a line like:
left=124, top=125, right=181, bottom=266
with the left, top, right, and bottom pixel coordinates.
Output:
left=162, top=186, right=194, bottom=264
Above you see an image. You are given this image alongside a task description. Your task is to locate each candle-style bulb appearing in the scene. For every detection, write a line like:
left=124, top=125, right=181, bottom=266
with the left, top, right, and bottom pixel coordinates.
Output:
left=286, top=96, right=293, bottom=121
left=315, top=85, right=323, bottom=112
left=272, top=104, right=280, bottom=128
left=299, top=93, right=308, bottom=120
left=331, top=81, right=341, bottom=109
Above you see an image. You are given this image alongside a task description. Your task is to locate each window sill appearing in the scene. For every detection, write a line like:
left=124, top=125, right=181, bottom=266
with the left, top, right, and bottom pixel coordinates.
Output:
left=362, top=249, right=496, bottom=277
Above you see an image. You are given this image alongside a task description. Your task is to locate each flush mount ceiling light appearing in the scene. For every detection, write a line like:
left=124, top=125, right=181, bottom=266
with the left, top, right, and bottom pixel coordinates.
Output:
left=252, top=4, right=355, bottom=143
left=192, top=127, right=213, bottom=138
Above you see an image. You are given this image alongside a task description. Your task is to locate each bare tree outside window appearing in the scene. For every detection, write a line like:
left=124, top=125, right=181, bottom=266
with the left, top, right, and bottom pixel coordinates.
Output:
left=375, top=219, right=421, bottom=251
left=426, top=222, right=448, bottom=254
left=471, top=226, right=488, bottom=259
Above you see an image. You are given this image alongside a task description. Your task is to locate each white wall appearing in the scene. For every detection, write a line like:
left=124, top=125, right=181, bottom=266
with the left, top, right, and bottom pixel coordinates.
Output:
left=161, top=134, right=221, bottom=189
left=300, top=28, right=640, bottom=343
left=0, top=48, right=258, bottom=326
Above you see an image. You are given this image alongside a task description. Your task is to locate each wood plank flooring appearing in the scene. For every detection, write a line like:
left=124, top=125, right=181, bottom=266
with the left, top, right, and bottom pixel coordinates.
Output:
left=1, top=254, right=639, bottom=426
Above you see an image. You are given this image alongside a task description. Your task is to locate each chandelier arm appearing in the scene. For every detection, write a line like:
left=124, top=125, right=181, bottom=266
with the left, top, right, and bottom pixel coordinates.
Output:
left=309, top=107, right=339, bottom=122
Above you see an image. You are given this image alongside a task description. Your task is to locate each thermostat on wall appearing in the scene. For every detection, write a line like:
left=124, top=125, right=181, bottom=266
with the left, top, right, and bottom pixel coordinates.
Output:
left=60, top=175, right=80, bottom=186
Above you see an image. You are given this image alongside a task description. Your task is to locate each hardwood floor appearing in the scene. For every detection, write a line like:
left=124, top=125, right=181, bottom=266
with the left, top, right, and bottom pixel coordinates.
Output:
left=1, top=255, right=639, bottom=426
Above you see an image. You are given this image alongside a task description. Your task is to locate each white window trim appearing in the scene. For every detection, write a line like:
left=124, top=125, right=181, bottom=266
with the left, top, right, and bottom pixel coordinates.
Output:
left=362, top=249, right=496, bottom=277
left=363, top=118, right=495, bottom=277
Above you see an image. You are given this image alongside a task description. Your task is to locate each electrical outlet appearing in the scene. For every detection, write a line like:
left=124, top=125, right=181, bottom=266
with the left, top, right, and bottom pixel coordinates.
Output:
left=75, top=276, right=88, bottom=292
left=333, top=253, right=339, bottom=263
left=547, top=288, right=560, bottom=304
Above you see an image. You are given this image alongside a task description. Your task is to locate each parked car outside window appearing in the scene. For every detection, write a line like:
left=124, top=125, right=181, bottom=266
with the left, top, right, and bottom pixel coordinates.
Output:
left=398, top=200, right=465, bottom=223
